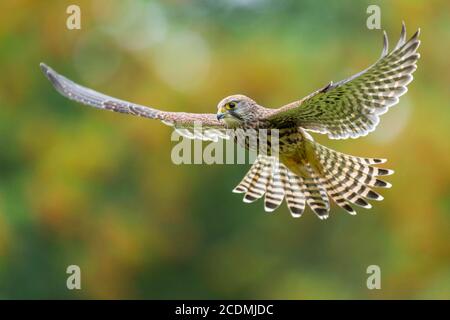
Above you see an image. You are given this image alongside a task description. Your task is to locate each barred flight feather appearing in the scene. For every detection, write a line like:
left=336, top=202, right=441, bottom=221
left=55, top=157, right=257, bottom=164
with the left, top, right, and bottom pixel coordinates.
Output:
left=268, top=22, right=421, bottom=140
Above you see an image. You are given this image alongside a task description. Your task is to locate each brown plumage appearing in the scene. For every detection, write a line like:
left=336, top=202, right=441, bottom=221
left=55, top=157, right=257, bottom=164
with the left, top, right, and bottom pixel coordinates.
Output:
left=40, top=23, right=420, bottom=219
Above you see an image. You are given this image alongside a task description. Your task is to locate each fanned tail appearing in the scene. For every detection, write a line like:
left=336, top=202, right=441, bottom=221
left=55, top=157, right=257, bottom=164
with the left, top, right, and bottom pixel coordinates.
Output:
left=312, top=142, right=393, bottom=216
left=232, top=141, right=393, bottom=219
left=233, top=155, right=285, bottom=212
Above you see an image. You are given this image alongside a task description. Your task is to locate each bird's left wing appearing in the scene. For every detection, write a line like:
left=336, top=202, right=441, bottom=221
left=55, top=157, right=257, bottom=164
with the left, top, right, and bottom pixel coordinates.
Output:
left=40, top=63, right=228, bottom=141
left=265, top=23, right=420, bottom=139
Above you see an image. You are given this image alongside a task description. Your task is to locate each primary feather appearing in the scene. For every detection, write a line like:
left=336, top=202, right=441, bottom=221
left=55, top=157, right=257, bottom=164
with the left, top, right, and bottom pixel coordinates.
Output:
left=267, top=22, right=420, bottom=140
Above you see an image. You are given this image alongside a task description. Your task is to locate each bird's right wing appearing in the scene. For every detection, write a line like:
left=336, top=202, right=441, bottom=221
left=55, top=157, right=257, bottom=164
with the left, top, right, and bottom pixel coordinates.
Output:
left=40, top=63, right=229, bottom=141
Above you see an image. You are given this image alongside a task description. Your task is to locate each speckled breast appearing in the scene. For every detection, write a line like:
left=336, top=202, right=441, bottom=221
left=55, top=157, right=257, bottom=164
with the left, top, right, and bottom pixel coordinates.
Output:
left=231, top=126, right=305, bottom=157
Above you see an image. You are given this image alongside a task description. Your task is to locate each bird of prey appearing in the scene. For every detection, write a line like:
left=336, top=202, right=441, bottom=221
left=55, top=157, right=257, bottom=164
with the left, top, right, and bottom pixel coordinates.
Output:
left=41, top=23, right=420, bottom=219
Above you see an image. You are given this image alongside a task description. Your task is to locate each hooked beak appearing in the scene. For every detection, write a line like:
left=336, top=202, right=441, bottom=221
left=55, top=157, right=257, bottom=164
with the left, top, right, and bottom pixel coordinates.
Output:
left=217, top=112, right=226, bottom=121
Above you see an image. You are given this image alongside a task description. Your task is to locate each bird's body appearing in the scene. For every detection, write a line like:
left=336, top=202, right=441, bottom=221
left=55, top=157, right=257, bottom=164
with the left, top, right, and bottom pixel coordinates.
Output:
left=41, top=23, right=420, bottom=219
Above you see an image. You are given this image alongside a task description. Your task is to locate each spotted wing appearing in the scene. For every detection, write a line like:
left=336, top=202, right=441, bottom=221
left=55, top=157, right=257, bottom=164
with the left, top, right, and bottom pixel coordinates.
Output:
left=40, top=63, right=228, bottom=141
left=267, top=23, right=420, bottom=139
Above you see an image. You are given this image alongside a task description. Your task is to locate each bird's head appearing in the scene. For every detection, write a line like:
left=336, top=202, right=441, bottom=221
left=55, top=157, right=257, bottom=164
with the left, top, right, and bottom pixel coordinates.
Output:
left=216, top=94, right=258, bottom=127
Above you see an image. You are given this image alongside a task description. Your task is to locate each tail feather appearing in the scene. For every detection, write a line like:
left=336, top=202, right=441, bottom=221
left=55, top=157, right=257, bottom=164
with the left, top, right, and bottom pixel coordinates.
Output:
left=281, top=169, right=306, bottom=217
left=326, top=172, right=373, bottom=209
left=320, top=156, right=385, bottom=201
left=232, top=160, right=261, bottom=193
left=321, top=156, right=392, bottom=189
left=319, top=175, right=356, bottom=215
left=264, top=163, right=285, bottom=212
left=316, top=146, right=392, bottom=192
left=232, top=141, right=393, bottom=219
left=315, top=144, right=393, bottom=177
left=318, top=147, right=393, bottom=178
left=314, top=143, right=390, bottom=210
left=243, top=162, right=270, bottom=203
left=302, top=165, right=330, bottom=219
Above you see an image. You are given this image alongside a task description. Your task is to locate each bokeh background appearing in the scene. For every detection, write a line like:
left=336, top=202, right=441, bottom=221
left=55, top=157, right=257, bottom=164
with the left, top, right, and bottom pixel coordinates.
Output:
left=0, top=0, right=449, bottom=299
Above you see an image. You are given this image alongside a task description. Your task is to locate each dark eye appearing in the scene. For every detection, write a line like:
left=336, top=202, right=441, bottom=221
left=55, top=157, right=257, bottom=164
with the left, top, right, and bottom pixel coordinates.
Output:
left=228, top=102, right=236, bottom=108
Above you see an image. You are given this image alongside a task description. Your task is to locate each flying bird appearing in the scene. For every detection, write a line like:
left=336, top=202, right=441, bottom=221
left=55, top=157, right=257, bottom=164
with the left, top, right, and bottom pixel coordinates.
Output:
left=40, top=23, right=420, bottom=219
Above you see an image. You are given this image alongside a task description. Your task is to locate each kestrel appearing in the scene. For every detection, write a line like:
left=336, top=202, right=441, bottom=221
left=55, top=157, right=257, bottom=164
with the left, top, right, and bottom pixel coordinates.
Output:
left=41, top=23, right=420, bottom=219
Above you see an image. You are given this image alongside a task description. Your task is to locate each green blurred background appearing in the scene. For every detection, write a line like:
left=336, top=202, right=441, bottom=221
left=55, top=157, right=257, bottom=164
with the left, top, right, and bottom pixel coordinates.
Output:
left=0, top=0, right=449, bottom=299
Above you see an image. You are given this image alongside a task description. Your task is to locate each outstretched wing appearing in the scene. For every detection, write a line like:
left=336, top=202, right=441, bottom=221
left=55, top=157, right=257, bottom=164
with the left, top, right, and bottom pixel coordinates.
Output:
left=266, top=23, right=420, bottom=139
left=40, top=63, right=228, bottom=141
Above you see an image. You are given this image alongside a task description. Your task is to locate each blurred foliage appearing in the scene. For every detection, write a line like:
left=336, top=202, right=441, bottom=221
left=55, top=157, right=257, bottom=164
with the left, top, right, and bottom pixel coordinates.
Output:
left=0, top=0, right=449, bottom=299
